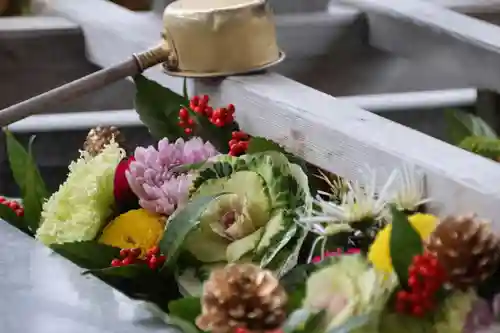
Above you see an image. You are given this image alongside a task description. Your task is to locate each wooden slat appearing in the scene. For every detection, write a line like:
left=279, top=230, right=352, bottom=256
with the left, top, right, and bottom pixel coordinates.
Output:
left=193, top=74, right=500, bottom=223
left=0, top=16, right=134, bottom=112
left=341, top=0, right=500, bottom=93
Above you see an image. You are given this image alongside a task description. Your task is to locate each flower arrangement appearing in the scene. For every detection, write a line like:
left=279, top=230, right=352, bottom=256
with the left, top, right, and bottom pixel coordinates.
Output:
left=3, top=75, right=500, bottom=333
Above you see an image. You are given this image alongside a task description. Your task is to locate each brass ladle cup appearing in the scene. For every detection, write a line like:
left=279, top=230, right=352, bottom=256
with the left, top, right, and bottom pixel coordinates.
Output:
left=0, top=0, right=284, bottom=127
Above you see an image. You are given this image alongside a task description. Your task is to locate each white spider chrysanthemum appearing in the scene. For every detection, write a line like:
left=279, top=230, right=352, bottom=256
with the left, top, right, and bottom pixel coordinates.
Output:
left=297, top=167, right=398, bottom=237
left=389, top=164, right=431, bottom=212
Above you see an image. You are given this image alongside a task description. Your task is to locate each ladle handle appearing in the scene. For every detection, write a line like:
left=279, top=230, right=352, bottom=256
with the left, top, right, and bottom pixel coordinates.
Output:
left=0, top=58, right=140, bottom=128
left=0, top=42, right=173, bottom=128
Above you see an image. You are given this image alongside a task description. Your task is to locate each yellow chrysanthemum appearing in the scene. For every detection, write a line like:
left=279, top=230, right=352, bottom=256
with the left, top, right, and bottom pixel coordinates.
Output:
left=98, top=209, right=165, bottom=255
left=368, top=213, right=438, bottom=274
left=36, top=142, right=124, bottom=245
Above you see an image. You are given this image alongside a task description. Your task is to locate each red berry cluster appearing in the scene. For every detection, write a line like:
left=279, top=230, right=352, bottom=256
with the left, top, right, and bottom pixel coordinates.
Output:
left=178, top=95, right=236, bottom=135
left=0, top=197, right=24, bottom=217
left=178, top=107, right=196, bottom=135
left=229, top=131, right=250, bottom=156
left=395, top=252, right=447, bottom=317
left=110, top=246, right=166, bottom=270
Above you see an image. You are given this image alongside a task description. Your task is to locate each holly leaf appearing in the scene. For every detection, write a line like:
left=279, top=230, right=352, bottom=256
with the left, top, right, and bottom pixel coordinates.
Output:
left=85, top=264, right=149, bottom=279
left=247, top=137, right=287, bottom=154
left=168, top=296, right=202, bottom=323
left=183, top=78, right=189, bottom=99
left=4, top=130, right=48, bottom=233
left=446, top=109, right=497, bottom=144
left=134, top=75, right=187, bottom=140
left=159, top=193, right=229, bottom=270
left=51, top=241, right=120, bottom=270
left=389, top=204, right=423, bottom=289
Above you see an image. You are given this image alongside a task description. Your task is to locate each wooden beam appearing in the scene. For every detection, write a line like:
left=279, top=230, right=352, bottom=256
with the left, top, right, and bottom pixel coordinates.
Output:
left=193, top=74, right=500, bottom=222
left=341, top=0, right=500, bottom=93
left=431, top=0, right=500, bottom=13
left=0, top=16, right=134, bottom=112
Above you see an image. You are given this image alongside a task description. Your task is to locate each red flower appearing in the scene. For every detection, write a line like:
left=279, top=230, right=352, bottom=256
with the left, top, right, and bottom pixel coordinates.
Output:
left=113, top=156, right=138, bottom=209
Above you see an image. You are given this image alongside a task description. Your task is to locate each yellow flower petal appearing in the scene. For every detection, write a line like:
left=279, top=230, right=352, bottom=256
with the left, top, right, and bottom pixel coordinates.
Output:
left=368, top=213, right=438, bottom=274
left=98, top=209, right=165, bottom=255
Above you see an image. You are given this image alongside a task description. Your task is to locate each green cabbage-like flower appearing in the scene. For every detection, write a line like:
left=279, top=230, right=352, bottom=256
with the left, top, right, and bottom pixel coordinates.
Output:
left=183, top=151, right=311, bottom=269
left=36, top=142, right=125, bottom=245
left=302, top=254, right=396, bottom=332
left=434, top=290, right=476, bottom=333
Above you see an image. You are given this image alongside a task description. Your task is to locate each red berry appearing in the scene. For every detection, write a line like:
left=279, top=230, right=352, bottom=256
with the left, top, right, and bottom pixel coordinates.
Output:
left=0, top=197, right=5, bottom=203
left=148, top=256, right=159, bottom=269
left=229, top=139, right=238, bottom=148
left=122, top=257, right=134, bottom=266
left=191, top=96, right=200, bottom=105
left=212, top=108, right=222, bottom=120
left=184, top=128, right=193, bottom=135
left=130, top=248, right=141, bottom=258
left=227, top=104, right=235, bottom=113
left=120, top=249, right=130, bottom=258
left=214, top=118, right=224, bottom=127
left=397, top=291, right=410, bottom=302
left=187, top=118, right=195, bottom=126
left=194, top=106, right=203, bottom=114
left=232, top=131, right=248, bottom=140
left=16, top=209, right=24, bottom=217
left=205, top=106, right=213, bottom=117
left=179, top=108, right=189, bottom=119
left=8, top=201, right=17, bottom=210
left=202, top=95, right=209, bottom=104
left=157, top=255, right=166, bottom=267
left=239, top=141, right=249, bottom=151
left=111, top=259, right=122, bottom=267
left=412, top=305, right=424, bottom=317
left=224, top=114, right=234, bottom=124
left=178, top=121, right=187, bottom=128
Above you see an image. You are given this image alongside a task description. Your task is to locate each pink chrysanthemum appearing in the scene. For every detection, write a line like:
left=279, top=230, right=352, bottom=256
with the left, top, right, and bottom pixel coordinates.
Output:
left=126, top=137, right=218, bottom=215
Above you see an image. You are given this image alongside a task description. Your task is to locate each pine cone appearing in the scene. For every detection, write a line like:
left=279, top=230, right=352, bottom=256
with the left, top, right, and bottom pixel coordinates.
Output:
left=426, top=214, right=500, bottom=290
left=196, top=263, right=288, bottom=333
left=83, top=126, right=124, bottom=156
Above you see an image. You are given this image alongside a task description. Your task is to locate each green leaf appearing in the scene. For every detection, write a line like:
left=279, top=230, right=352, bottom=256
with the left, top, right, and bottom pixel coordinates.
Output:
left=458, top=136, right=500, bottom=160
left=159, top=193, right=228, bottom=269
left=446, top=109, right=497, bottom=144
left=85, top=264, right=149, bottom=279
left=168, top=296, right=202, bottom=323
left=247, top=137, right=287, bottom=154
left=165, top=315, right=201, bottom=333
left=183, top=78, right=189, bottom=99
left=51, top=241, right=120, bottom=270
left=389, top=204, right=423, bottom=289
left=5, top=130, right=48, bottom=233
left=134, top=75, right=187, bottom=140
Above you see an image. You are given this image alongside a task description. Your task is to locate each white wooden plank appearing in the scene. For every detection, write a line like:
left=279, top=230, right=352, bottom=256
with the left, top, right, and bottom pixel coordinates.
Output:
left=430, top=0, right=500, bottom=13
left=193, top=74, right=500, bottom=224
left=341, top=0, right=500, bottom=93
left=337, top=88, right=476, bottom=111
